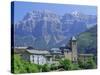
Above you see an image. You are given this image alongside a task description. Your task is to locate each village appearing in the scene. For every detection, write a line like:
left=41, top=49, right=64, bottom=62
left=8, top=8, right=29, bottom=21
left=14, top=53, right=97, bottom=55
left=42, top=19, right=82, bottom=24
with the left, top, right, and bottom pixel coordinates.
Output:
left=14, top=36, right=94, bottom=65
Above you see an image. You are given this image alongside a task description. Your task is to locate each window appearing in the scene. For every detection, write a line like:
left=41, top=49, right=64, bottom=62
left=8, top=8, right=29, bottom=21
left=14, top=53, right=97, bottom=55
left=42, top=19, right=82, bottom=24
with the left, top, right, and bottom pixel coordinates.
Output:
left=32, top=55, right=34, bottom=62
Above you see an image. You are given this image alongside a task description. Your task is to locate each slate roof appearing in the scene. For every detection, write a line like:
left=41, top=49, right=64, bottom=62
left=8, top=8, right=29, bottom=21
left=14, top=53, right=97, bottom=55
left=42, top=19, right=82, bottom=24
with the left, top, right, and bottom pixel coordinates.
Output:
left=79, top=54, right=93, bottom=56
left=26, top=49, right=50, bottom=55
left=14, top=47, right=27, bottom=49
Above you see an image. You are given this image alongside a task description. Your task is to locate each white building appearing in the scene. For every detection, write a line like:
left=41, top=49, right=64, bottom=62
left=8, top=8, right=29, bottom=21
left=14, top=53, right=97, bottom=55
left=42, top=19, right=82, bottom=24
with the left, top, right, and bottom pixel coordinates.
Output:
left=21, top=49, right=53, bottom=65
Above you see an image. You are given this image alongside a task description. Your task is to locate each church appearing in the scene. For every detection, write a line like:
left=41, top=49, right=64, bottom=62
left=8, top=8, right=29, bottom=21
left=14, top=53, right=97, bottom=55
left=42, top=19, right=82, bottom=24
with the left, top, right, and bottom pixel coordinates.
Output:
left=14, top=36, right=94, bottom=65
left=60, top=36, right=93, bottom=63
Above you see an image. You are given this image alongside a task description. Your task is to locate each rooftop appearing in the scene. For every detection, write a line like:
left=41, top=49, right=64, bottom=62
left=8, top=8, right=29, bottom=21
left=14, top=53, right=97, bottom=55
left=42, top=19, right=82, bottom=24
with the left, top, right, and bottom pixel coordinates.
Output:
left=72, top=36, right=76, bottom=41
left=79, top=54, right=94, bottom=56
left=14, top=47, right=27, bottom=49
left=26, top=49, right=50, bottom=55
left=51, top=48, right=60, bottom=51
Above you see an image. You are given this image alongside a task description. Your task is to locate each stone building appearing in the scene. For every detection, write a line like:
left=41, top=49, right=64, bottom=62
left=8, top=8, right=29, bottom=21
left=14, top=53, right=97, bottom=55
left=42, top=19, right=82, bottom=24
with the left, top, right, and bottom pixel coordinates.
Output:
left=71, top=36, right=78, bottom=63
left=60, top=36, right=78, bottom=62
left=21, top=49, right=52, bottom=65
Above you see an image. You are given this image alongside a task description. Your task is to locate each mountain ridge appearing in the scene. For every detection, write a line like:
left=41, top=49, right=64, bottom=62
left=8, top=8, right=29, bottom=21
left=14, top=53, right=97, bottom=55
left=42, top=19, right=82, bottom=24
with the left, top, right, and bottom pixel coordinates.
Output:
left=14, top=10, right=97, bottom=49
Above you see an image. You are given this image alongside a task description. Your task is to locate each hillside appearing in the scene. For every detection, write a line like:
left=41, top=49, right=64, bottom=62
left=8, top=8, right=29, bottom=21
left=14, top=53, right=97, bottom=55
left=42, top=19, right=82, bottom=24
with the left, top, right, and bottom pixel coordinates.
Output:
left=77, top=25, right=97, bottom=55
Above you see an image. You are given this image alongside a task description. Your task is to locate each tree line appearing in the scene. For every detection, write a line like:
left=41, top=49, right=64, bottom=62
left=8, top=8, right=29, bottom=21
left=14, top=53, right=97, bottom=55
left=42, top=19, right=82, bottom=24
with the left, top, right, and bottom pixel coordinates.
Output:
left=11, top=54, right=97, bottom=74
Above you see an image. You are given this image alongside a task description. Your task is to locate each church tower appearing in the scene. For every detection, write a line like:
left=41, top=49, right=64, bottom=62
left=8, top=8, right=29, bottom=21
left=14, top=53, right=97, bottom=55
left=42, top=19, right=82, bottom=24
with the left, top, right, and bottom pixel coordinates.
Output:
left=71, top=36, right=78, bottom=63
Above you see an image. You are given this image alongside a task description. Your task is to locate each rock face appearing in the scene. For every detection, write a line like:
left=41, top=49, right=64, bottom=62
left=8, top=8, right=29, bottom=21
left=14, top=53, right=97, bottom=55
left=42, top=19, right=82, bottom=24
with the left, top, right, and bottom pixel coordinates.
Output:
left=14, top=10, right=97, bottom=49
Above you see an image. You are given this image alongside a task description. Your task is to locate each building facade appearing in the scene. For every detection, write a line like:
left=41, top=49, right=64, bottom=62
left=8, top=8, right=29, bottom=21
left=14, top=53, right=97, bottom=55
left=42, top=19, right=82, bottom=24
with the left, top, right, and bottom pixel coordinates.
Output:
left=71, top=36, right=78, bottom=63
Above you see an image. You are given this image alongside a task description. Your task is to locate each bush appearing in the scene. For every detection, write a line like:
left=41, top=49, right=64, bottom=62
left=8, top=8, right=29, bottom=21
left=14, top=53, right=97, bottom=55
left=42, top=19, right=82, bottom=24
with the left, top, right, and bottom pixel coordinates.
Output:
left=85, top=58, right=96, bottom=69
left=41, top=64, right=51, bottom=72
left=72, top=64, right=80, bottom=70
left=78, top=58, right=96, bottom=69
left=78, top=59, right=85, bottom=69
left=59, top=59, right=73, bottom=70
left=50, top=64, right=58, bottom=70
left=24, top=63, right=39, bottom=73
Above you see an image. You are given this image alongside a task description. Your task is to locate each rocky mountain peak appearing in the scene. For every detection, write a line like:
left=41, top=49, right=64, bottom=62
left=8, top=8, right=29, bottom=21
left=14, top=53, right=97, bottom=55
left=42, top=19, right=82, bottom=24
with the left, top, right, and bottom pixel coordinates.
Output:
left=14, top=10, right=97, bottom=49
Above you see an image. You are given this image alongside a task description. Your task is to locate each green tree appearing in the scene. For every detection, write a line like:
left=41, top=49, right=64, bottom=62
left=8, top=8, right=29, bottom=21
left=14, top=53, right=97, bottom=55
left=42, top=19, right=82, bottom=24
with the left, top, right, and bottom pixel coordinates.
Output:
left=24, top=62, right=39, bottom=73
left=59, top=59, right=73, bottom=70
left=50, top=64, right=58, bottom=70
left=85, top=58, right=96, bottom=69
left=12, top=54, right=39, bottom=74
left=78, top=59, right=85, bottom=69
left=72, top=64, right=80, bottom=70
left=12, top=54, right=27, bottom=73
left=41, top=64, right=51, bottom=72
left=78, top=58, right=96, bottom=69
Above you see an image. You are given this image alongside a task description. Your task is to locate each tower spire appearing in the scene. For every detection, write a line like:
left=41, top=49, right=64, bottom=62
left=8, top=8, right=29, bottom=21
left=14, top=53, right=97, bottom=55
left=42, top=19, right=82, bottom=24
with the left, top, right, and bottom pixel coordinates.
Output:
left=72, top=36, right=76, bottom=41
left=71, top=36, right=77, bottom=63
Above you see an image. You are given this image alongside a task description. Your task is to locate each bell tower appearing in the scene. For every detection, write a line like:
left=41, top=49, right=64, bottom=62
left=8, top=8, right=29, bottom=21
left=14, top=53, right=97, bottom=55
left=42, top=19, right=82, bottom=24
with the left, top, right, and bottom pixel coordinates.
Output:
left=71, top=36, right=78, bottom=63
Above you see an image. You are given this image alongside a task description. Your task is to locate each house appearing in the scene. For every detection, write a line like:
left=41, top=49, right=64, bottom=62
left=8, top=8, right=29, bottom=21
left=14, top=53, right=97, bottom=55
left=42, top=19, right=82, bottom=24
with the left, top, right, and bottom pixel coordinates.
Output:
left=78, top=54, right=94, bottom=62
left=21, top=48, right=53, bottom=65
left=14, top=47, right=27, bottom=54
left=50, top=48, right=62, bottom=54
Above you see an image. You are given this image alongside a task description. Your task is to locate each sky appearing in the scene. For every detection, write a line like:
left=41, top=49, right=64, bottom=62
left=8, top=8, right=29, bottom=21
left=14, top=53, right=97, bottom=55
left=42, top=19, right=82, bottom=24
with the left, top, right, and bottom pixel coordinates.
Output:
left=12, top=1, right=97, bottom=23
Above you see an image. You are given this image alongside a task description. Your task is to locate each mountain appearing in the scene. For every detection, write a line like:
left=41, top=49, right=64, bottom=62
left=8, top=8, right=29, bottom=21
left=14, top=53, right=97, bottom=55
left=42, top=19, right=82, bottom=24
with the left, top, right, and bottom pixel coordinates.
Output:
left=14, top=10, right=97, bottom=49
left=77, top=25, right=97, bottom=55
